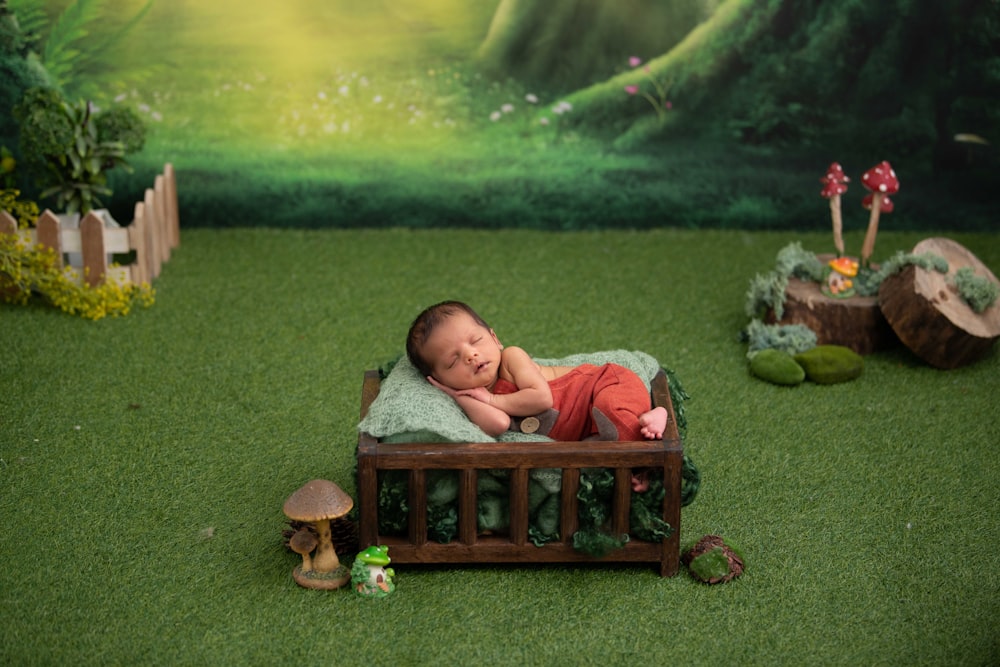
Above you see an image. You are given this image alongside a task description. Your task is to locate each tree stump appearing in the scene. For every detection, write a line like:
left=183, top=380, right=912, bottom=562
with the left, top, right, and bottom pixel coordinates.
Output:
left=879, top=238, right=1000, bottom=369
left=767, top=255, right=898, bottom=355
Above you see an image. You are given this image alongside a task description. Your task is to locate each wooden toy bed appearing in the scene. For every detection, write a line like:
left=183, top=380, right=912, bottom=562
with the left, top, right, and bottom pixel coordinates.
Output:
left=356, top=364, right=687, bottom=576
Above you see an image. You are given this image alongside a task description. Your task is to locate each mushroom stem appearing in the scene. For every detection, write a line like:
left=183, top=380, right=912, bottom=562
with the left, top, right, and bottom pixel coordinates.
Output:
left=829, top=195, right=845, bottom=257
left=311, top=518, right=340, bottom=573
left=289, top=528, right=318, bottom=573
left=860, top=192, right=883, bottom=268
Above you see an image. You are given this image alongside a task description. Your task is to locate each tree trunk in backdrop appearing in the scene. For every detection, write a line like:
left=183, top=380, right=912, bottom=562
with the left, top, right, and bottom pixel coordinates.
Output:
left=476, top=0, right=718, bottom=91
left=478, top=0, right=1000, bottom=156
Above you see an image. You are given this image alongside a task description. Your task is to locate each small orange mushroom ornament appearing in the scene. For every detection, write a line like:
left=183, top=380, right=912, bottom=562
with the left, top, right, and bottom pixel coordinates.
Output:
left=824, top=256, right=859, bottom=298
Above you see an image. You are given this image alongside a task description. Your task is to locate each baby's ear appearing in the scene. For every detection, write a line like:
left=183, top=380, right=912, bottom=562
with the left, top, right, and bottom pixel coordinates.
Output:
left=490, top=328, right=503, bottom=349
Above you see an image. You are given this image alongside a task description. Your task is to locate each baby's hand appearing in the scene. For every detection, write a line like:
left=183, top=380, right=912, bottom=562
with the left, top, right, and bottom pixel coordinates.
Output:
left=427, top=377, right=494, bottom=405
left=426, top=376, right=458, bottom=397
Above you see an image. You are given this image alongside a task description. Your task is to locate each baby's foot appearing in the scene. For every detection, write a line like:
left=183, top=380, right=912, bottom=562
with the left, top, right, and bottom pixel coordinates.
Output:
left=631, top=469, right=651, bottom=492
left=639, top=406, right=669, bottom=440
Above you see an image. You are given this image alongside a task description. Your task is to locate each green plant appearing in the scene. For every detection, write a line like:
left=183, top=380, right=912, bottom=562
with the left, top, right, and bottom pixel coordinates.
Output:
left=623, top=56, right=673, bottom=122
left=14, top=86, right=146, bottom=213
left=1, top=145, right=17, bottom=187
left=0, top=229, right=153, bottom=318
left=0, top=188, right=39, bottom=227
left=0, top=145, right=40, bottom=227
left=9, top=0, right=155, bottom=97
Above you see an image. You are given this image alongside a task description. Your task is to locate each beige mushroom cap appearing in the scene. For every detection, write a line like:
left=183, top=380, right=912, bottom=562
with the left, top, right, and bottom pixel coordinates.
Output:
left=283, top=479, right=353, bottom=522
left=289, top=528, right=318, bottom=555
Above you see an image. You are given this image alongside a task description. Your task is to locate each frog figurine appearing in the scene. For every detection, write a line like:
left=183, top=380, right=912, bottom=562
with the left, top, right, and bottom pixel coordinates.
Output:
left=351, top=545, right=395, bottom=597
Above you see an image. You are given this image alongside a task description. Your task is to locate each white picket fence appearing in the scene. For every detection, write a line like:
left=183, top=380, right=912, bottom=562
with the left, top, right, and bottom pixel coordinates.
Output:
left=0, top=163, right=179, bottom=287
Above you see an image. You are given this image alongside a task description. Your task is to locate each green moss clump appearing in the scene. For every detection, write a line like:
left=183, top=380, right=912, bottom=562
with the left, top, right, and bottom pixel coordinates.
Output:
left=793, top=345, right=863, bottom=384
left=749, top=349, right=805, bottom=386
left=744, top=242, right=825, bottom=319
left=745, top=271, right=788, bottom=319
left=743, top=318, right=817, bottom=357
left=854, top=251, right=949, bottom=297
left=688, top=547, right=731, bottom=581
left=776, top=241, right=825, bottom=281
left=683, top=535, right=746, bottom=584
left=952, top=267, right=999, bottom=313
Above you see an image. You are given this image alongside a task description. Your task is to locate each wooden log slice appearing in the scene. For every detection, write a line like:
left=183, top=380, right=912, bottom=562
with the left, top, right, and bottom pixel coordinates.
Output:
left=878, top=237, right=1000, bottom=369
left=766, top=255, right=898, bottom=355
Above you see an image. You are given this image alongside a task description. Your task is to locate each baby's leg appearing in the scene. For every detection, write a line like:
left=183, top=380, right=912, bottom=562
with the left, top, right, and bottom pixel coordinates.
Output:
left=589, top=364, right=665, bottom=441
left=639, top=406, right=669, bottom=440
left=588, top=365, right=669, bottom=493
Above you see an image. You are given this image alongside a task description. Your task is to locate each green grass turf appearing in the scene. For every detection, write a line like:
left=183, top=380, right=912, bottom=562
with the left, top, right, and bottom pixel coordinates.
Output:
left=2, top=227, right=999, bottom=665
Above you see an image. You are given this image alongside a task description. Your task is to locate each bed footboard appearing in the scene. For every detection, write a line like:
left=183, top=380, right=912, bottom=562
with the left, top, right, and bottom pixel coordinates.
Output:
left=357, top=369, right=683, bottom=576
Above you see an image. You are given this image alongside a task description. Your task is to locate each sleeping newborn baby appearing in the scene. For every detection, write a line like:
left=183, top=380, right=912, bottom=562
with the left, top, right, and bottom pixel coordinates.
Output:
left=405, top=301, right=668, bottom=446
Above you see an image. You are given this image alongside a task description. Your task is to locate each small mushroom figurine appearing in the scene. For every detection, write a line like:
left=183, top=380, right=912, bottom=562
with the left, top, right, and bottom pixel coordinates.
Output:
left=351, top=545, right=396, bottom=598
left=283, top=479, right=353, bottom=590
left=823, top=256, right=859, bottom=298
left=288, top=528, right=319, bottom=573
left=859, top=161, right=900, bottom=267
left=819, top=162, right=850, bottom=257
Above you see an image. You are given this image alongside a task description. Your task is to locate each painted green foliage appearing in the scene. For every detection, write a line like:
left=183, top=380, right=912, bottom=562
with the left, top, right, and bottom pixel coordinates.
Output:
left=477, top=0, right=719, bottom=89
left=8, top=0, right=155, bottom=97
left=3, top=0, right=996, bottom=231
left=486, top=0, right=999, bottom=160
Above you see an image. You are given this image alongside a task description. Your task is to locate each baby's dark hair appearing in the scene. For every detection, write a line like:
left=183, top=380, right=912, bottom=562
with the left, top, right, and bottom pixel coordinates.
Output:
left=406, top=301, right=490, bottom=377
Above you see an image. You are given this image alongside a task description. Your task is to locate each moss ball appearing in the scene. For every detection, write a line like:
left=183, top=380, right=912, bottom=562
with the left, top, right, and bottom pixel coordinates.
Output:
left=793, top=345, right=864, bottom=384
left=749, top=349, right=805, bottom=386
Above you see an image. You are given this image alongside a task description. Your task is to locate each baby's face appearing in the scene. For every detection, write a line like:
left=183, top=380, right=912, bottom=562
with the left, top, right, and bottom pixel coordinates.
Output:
left=422, top=311, right=503, bottom=390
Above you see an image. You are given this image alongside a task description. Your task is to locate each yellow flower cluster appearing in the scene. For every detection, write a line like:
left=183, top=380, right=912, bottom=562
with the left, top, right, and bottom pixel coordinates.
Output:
left=0, top=233, right=154, bottom=320
left=1, top=189, right=40, bottom=228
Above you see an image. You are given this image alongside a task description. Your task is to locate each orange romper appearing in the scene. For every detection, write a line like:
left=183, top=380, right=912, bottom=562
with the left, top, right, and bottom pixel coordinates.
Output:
left=492, top=363, right=652, bottom=441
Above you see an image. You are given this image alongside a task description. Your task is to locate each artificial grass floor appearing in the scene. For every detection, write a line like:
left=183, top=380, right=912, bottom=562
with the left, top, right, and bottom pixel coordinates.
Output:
left=2, top=227, right=998, bottom=665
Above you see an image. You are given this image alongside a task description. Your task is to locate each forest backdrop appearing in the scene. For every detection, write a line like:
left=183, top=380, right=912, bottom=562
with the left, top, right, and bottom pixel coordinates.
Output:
left=1, top=0, right=998, bottom=232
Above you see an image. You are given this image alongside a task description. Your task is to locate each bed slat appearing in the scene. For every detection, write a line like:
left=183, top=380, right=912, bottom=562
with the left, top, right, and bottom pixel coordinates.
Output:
left=459, top=469, right=478, bottom=545
left=408, top=469, right=428, bottom=546
left=612, top=467, right=632, bottom=537
left=509, top=468, right=529, bottom=546
left=560, top=468, right=580, bottom=543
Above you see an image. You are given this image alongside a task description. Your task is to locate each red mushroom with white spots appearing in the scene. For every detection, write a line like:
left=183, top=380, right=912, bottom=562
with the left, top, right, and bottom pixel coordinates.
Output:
left=859, top=161, right=900, bottom=267
left=820, top=162, right=850, bottom=256
left=862, top=193, right=894, bottom=216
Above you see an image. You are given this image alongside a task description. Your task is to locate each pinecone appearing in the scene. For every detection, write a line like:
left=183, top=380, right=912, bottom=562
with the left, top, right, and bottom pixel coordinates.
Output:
left=282, top=517, right=359, bottom=557
left=682, top=534, right=745, bottom=584
left=329, top=516, right=359, bottom=555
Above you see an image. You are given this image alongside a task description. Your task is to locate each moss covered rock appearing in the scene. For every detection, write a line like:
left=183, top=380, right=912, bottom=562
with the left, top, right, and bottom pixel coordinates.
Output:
left=749, top=349, right=805, bottom=386
left=683, top=534, right=745, bottom=584
left=793, top=345, right=864, bottom=384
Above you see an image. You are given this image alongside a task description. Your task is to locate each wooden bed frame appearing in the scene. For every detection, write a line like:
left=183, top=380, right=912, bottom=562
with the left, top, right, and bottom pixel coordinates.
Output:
left=356, top=368, right=685, bottom=576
